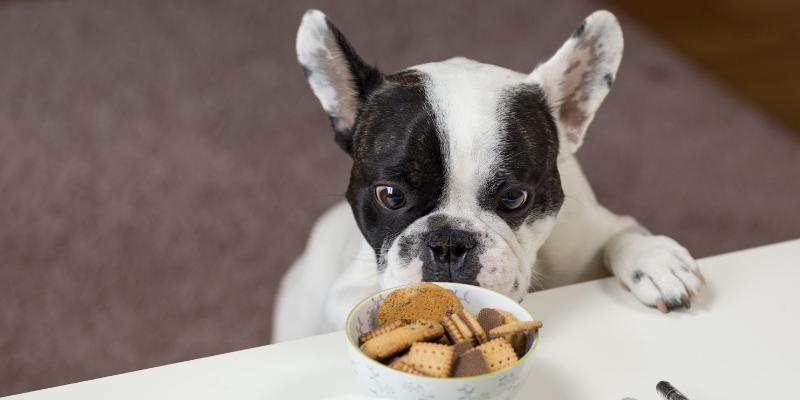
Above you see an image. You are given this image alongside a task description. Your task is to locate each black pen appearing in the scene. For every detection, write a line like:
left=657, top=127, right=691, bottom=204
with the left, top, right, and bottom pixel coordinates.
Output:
left=656, top=381, right=690, bottom=400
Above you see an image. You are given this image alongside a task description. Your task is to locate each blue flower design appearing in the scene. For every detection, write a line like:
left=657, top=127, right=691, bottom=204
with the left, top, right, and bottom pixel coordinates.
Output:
left=457, top=384, right=489, bottom=400
left=403, top=382, right=434, bottom=400
left=366, top=365, right=395, bottom=396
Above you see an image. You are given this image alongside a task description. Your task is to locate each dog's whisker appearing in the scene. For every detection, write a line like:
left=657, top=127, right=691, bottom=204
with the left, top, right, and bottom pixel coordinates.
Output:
left=344, top=258, right=378, bottom=263
left=563, top=194, right=587, bottom=209
left=531, top=270, right=549, bottom=281
left=532, top=258, right=562, bottom=266
left=530, top=271, right=553, bottom=283
left=527, top=274, right=542, bottom=290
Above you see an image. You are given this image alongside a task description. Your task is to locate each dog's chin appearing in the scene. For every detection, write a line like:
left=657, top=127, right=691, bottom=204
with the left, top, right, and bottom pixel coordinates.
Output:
left=377, top=256, right=425, bottom=288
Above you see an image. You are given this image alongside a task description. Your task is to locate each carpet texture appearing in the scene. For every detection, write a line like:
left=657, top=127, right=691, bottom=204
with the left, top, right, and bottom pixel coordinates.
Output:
left=1, top=0, right=798, bottom=396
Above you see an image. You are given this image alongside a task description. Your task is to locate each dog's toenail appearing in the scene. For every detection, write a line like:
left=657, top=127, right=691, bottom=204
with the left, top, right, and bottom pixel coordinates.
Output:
left=693, top=269, right=706, bottom=285
left=691, top=288, right=702, bottom=303
left=656, top=299, right=668, bottom=313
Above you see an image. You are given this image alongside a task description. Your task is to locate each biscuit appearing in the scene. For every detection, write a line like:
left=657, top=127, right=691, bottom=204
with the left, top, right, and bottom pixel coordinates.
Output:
left=493, top=308, right=518, bottom=325
left=377, top=282, right=464, bottom=326
left=388, top=359, right=425, bottom=376
left=407, top=342, right=454, bottom=378
left=360, top=320, right=444, bottom=361
left=490, top=309, right=527, bottom=357
left=476, top=308, right=504, bottom=334
left=440, top=316, right=465, bottom=344
left=477, top=338, right=518, bottom=372
left=359, top=318, right=410, bottom=345
left=451, top=348, right=490, bottom=377
left=505, top=332, right=527, bottom=359
left=488, top=320, right=543, bottom=339
left=457, top=309, right=488, bottom=344
left=450, top=312, right=478, bottom=345
left=452, top=340, right=474, bottom=358
left=382, top=350, right=409, bottom=366
left=434, top=335, right=451, bottom=345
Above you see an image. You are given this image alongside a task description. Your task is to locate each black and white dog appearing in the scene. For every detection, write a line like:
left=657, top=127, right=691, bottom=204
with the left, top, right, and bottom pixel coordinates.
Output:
left=273, top=10, right=705, bottom=342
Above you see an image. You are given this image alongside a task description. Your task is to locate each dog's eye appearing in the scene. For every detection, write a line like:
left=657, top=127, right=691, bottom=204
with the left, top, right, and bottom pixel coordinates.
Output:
left=498, top=190, right=528, bottom=211
left=375, top=186, right=406, bottom=210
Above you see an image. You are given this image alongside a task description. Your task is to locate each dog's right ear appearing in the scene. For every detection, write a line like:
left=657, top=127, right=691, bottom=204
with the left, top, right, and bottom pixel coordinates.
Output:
left=296, top=10, right=385, bottom=156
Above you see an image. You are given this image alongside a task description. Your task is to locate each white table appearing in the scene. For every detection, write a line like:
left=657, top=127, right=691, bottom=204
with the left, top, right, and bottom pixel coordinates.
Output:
left=7, top=239, right=800, bottom=400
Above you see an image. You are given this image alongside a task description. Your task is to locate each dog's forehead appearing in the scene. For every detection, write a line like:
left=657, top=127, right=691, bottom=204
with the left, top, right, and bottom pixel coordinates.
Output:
left=410, top=58, right=529, bottom=206
left=410, top=58, right=528, bottom=123
left=412, top=57, right=527, bottom=87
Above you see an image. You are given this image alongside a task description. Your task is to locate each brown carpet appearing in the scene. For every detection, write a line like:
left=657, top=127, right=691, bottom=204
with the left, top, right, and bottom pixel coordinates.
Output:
left=1, top=0, right=798, bottom=396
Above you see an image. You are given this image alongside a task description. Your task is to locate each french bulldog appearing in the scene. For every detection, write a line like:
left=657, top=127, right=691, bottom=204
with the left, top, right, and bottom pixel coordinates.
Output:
left=272, top=10, right=705, bottom=343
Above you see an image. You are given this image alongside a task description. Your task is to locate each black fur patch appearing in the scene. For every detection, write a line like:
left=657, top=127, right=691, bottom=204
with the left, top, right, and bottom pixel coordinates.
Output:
left=572, top=19, right=587, bottom=39
left=321, top=17, right=385, bottom=155
left=300, top=64, right=312, bottom=80
left=604, top=73, right=614, bottom=88
left=324, top=18, right=384, bottom=105
left=483, top=84, right=564, bottom=230
left=346, top=71, right=447, bottom=267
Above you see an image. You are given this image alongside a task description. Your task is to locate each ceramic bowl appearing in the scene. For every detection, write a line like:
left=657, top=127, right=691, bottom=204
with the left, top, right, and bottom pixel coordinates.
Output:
left=345, top=282, right=539, bottom=400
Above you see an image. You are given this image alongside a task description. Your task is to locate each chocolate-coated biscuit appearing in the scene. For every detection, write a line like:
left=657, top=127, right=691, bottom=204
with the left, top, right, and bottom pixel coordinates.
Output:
left=452, top=340, right=474, bottom=358
left=440, top=316, right=465, bottom=344
left=450, top=312, right=478, bottom=345
left=476, top=308, right=504, bottom=334
left=451, top=348, right=490, bottom=377
left=458, top=309, right=488, bottom=344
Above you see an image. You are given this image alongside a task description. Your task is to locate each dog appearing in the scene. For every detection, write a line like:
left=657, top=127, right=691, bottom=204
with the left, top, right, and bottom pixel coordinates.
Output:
left=272, top=10, right=705, bottom=343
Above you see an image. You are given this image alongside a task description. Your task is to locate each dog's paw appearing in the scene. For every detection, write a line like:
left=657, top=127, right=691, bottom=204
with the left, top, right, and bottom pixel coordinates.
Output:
left=607, top=233, right=705, bottom=313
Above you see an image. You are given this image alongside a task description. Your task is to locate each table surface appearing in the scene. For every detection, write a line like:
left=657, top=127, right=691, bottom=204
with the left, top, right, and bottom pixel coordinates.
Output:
left=6, top=239, right=800, bottom=400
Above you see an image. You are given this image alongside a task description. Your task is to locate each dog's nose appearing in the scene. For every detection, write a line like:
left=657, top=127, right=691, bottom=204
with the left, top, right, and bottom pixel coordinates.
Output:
left=423, top=229, right=478, bottom=282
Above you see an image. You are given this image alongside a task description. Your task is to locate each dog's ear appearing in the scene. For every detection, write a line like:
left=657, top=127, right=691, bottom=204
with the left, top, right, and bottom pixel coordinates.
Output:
left=296, top=10, right=385, bottom=156
left=525, top=11, right=623, bottom=155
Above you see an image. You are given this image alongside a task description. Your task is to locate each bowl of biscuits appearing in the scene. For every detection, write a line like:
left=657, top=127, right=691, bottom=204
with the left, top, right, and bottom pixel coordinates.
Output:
left=345, top=282, right=541, bottom=400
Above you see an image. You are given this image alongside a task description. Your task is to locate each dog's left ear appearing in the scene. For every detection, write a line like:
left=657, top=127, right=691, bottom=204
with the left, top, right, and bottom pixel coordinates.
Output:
left=525, top=11, right=623, bottom=155
left=296, top=10, right=385, bottom=156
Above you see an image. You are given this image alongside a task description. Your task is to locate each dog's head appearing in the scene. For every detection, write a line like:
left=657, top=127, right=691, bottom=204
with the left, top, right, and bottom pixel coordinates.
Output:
left=296, top=10, right=623, bottom=300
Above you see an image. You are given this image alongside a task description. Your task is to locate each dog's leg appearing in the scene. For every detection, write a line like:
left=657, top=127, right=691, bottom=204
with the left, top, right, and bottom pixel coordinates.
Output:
left=321, top=239, right=382, bottom=333
left=272, top=201, right=376, bottom=342
left=523, top=11, right=704, bottom=310
left=604, top=227, right=705, bottom=312
left=535, top=155, right=704, bottom=312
